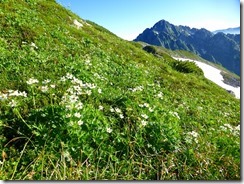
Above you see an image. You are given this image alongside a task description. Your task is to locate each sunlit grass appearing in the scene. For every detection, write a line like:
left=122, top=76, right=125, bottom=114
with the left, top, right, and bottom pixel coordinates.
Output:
left=0, top=0, right=240, bottom=180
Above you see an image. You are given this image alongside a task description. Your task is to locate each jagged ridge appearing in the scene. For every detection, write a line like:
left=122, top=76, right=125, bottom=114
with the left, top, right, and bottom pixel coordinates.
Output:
left=134, top=19, right=240, bottom=75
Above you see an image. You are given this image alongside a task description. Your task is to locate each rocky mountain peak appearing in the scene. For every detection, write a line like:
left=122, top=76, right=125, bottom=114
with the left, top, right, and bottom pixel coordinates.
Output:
left=134, top=20, right=240, bottom=75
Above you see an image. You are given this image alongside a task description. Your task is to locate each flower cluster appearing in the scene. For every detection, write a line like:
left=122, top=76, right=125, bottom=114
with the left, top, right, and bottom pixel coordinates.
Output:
left=93, top=73, right=107, bottom=81
left=139, top=102, right=154, bottom=112
left=59, top=73, right=102, bottom=127
left=0, top=89, right=28, bottom=108
left=220, top=123, right=240, bottom=136
left=140, top=113, right=149, bottom=126
left=61, top=73, right=97, bottom=96
left=26, top=78, right=39, bottom=85
left=85, top=59, right=92, bottom=66
left=128, top=86, right=144, bottom=93
left=0, top=90, right=27, bottom=100
left=8, top=99, right=18, bottom=107
left=39, top=79, right=56, bottom=93
left=169, top=111, right=180, bottom=119
left=106, top=127, right=113, bottom=133
left=155, top=91, right=163, bottom=99
left=110, top=107, right=124, bottom=119
left=185, top=130, right=199, bottom=144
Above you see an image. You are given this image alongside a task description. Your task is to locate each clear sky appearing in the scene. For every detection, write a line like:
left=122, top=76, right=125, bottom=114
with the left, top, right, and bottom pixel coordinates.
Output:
left=57, top=0, right=240, bottom=40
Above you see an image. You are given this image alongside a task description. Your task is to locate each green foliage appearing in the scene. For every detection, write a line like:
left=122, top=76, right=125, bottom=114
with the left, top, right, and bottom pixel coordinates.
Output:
left=169, top=60, right=204, bottom=75
left=143, top=45, right=157, bottom=54
left=0, top=0, right=240, bottom=180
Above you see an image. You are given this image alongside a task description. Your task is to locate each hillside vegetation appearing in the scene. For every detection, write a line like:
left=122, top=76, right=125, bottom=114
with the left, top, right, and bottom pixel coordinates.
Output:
left=0, top=0, right=240, bottom=180
left=141, top=43, right=240, bottom=87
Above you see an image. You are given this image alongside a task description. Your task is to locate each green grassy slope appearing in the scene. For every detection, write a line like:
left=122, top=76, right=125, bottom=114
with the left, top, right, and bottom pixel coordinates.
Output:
left=0, top=0, right=240, bottom=180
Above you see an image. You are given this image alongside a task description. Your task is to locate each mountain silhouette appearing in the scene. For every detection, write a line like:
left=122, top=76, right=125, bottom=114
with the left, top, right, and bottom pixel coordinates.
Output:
left=134, top=20, right=240, bottom=75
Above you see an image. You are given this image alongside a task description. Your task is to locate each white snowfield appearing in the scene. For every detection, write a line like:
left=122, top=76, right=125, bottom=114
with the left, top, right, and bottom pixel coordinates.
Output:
left=173, top=57, right=240, bottom=99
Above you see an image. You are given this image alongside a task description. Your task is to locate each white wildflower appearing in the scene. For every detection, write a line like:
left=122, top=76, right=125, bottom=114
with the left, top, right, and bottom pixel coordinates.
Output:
left=141, top=120, right=148, bottom=126
left=30, top=42, right=38, bottom=49
left=73, top=85, right=81, bottom=92
left=185, top=131, right=199, bottom=144
left=71, top=77, right=80, bottom=84
left=139, top=104, right=144, bottom=108
left=157, top=92, right=163, bottom=99
left=99, top=105, right=104, bottom=111
left=69, top=95, right=79, bottom=103
left=143, top=103, right=149, bottom=108
left=233, top=125, right=240, bottom=136
left=8, top=90, right=27, bottom=97
left=27, top=78, right=39, bottom=85
left=20, top=91, right=27, bottom=97
left=169, top=111, right=180, bottom=119
left=98, top=88, right=102, bottom=94
left=0, top=93, right=8, bottom=100
left=75, top=102, right=83, bottom=110
left=131, top=86, right=144, bottom=92
left=41, top=86, right=49, bottom=92
left=141, top=114, right=149, bottom=119
left=189, top=131, right=198, bottom=138
left=66, top=73, right=74, bottom=80
left=86, top=90, right=92, bottom=96
left=85, top=59, right=92, bottom=66
left=65, top=104, right=72, bottom=110
left=87, top=83, right=96, bottom=89
left=220, top=125, right=227, bottom=131
left=74, top=112, right=82, bottom=118
left=220, top=123, right=240, bottom=136
left=8, top=90, right=20, bottom=96
left=235, top=124, right=240, bottom=131
left=223, top=124, right=232, bottom=129
left=9, top=99, right=17, bottom=107
left=50, top=84, right=56, bottom=88
left=77, top=120, right=84, bottom=126
left=60, top=76, right=66, bottom=82
left=43, top=79, right=51, bottom=84
left=110, top=107, right=115, bottom=112
left=115, top=108, right=122, bottom=114
left=149, top=107, right=154, bottom=112
left=66, top=113, right=72, bottom=118
left=67, top=88, right=74, bottom=94
left=69, top=121, right=74, bottom=126
left=119, top=114, right=124, bottom=119
left=106, top=127, right=112, bottom=133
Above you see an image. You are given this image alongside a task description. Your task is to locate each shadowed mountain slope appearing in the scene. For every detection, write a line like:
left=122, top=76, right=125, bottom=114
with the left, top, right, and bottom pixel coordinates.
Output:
left=134, top=20, right=240, bottom=76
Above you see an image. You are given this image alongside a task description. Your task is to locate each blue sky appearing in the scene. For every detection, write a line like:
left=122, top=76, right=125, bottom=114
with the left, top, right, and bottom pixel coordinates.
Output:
left=57, top=0, right=240, bottom=40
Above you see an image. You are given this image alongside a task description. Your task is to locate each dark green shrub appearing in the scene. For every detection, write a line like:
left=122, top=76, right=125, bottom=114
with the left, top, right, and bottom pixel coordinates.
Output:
left=169, top=60, right=204, bottom=75
left=143, top=45, right=157, bottom=54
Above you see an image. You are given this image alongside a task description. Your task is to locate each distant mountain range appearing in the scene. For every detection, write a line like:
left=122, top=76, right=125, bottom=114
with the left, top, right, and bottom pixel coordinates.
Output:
left=134, top=20, right=240, bottom=75
left=213, top=27, right=240, bottom=35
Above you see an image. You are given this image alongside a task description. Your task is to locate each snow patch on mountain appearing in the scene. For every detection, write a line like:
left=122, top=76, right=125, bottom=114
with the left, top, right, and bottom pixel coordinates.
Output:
left=173, top=57, right=240, bottom=99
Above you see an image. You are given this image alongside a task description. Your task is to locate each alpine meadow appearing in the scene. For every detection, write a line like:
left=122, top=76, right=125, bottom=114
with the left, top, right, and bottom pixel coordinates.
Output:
left=0, top=0, right=240, bottom=180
